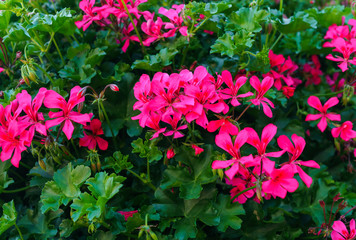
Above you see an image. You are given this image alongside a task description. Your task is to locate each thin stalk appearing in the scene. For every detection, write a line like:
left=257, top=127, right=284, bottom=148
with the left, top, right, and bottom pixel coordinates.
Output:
left=314, top=90, right=344, bottom=97
left=2, top=186, right=32, bottom=194
left=71, top=139, right=80, bottom=158
left=236, top=103, right=253, bottom=122
left=147, top=157, right=151, bottom=181
left=231, top=185, right=257, bottom=202
left=19, top=161, right=31, bottom=170
left=33, top=63, right=55, bottom=85
left=127, top=169, right=157, bottom=191
left=52, top=34, right=64, bottom=65
left=193, top=16, right=211, bottom=33
left=99, top=101, right=118, bottom=149
left=119, top=0, right=147, bottom=55
left=279, top=0, right=283, bottom=12
left=15, top=224, right=24, bottom=240
left=270, top=33, right=284, bottom=50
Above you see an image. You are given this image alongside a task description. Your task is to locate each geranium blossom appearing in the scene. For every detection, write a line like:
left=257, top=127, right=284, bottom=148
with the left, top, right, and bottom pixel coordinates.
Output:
left=79, top=119, right=108, bottom=150
left=44, top=86, right=91, bottom=140
left=331, top=220, right=356, bottom=240
left=305, top=96, right=341, bottom=132
left=249, top=76, right=275, bottom=118
left=331, top=121, right=356, bottom=141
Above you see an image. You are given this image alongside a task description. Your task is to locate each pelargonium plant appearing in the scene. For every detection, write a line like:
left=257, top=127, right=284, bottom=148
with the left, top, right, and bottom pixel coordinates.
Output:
left=0, top=0, right=355, bottom=239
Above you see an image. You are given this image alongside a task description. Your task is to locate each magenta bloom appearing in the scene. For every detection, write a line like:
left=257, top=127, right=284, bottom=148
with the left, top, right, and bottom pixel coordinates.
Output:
left=211, top=130, right=254, bottom=180
left=262, top=166, right=299, bottom=199
left=117, top=21, right=140, bottom=53
left=331, top=219, right=356, bottom=240
left=207, top=116, right=239, bottom=135
left=325, top=38, right=356, bottom=72
left=331, top=121, right=356, bottom=141
left=220, top=70, right=253, bottom=106
left=0, top=67, right=4, bottom=73
left=44, top=86, right=91, bottom=140
left=16, top=88, right=47, bottom=138
left=141, top=16, right=175, bottom=46
left=0, top=120, right=31, bottom=167
left=249, top=76, right=275, bottom=118
left=191, top=144, right=204, bottom=155
left=118, top=210, right=139, bottom=221
left=167, top=148, right=175, bottom=159
left=277, top=134, right=320, bottom=187
left=75, top=0, right=103, bottom=31
left=305, top=96, right=341, bottom=132
left=79, top=119, right=108, bottom=151
left=158, top=4, right=188, bottom=36
left=244, top=124, right=284, bottom=174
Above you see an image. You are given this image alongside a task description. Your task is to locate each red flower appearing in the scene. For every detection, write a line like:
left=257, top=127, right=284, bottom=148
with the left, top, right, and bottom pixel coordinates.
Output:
left=282, top=86, right=295, bottom=99
left=79, top=119, right=108, bottom=150
left=192, top=145, right=204, bottom=155
left=167, top=148, right=175, bottom=159
left=117, top=210, right=139, bottom=221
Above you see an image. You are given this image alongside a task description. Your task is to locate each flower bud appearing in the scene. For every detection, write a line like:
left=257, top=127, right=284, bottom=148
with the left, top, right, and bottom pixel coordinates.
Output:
left=342, top=84, right=355, bottom=106
left=167, top=148, right=175, bottom=159
left=39, top=159, right=46, bottom=171
left=337, top=200, right=347, bottom=211
left=333, top=193, right=342, bottom=202
left=108, top=84, right=119, bottom=92
left=91, top=162, right=97, bottom=174
left=96, top=159, right=101, bottom=172
left=319, top=200, right=325, bottom=208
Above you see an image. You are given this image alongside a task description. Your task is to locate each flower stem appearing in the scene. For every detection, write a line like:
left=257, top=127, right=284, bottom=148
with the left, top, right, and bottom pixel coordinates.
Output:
left=231, top=185, right=257, bottom=202
left=279, top=0, right=283, bottom=12
left=314, top=90, right=344, bottom=97
left=52, top=33, right=64, bottom=65
left=15, top=223, right=24, bottom=240
left=127, top=169, right=157, bottom=191
left=119, top=0, right=147, bottom=55
left=99, top=101, right=118, bottom=149
left=236, top=103, right=253, bottom=122
left=33, top=63, right=55, bottom=85
left=270, top=33, right=284, bottom=50
left=2, top=186, right=32, bottom=194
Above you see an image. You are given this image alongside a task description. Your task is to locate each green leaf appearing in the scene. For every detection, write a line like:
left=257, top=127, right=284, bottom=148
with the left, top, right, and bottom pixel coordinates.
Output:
left=205, top=1, right=232, bottom=15
left=29, top=8, right=76, bottom=35
left=85, top=48, right=107, bottom=66
left=132, top=48, right=178, bottom=71
left=131, top=135, right=163, bottom=162
left=275, top=11, right=317, bottom=34
left=86, top=172, right=126, bottom=199
left=306, top=5, right=350, bottom=28
left=226, top=7, right=269, bottom=33
left=103, top=151, right=133, bottom=174
left=0, top=160, right=14, bottom=193
left=53, top=163, right=90, bottom=199
left=211, top=33, right=236, bottom=58
left=0, top=11, right=11, bottom=30
left=3, top=23, right=31, bottom=43
left=0, top=200, right=17, bottom=236
left=173, top=218, right=197, bottom=240
left=71, top=192, right=98, bottom=222
left=40, top=181, right=63, bottom=213
left=215, top=195, right=245, bottom=232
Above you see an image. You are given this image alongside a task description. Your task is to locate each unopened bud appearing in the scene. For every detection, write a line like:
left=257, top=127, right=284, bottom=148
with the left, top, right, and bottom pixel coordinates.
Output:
left=338, top=200, right=347, bottom=211
left=319, top=200, right=325, bottom=208
left=96, top=159, right=101, bottom=172
left=88, top=223, right=96, bottom=234
left=39, top=159, right=46, bottom=171
left=91, top=162, right=97, bottom=174
left=267, top=22, right=273, bottom=34
left=333, top=193, right=342, bottom=202
left=334, top=138, right=341, bottom=152
left=342, top=85, right=355, bottom=106
left=16, top=51, right=22, bottom=59
left=108, top=84, right=119, bottom=92
left=217, top=168, right=224, bottom=180
left=0, top=91, right=4, bottom=99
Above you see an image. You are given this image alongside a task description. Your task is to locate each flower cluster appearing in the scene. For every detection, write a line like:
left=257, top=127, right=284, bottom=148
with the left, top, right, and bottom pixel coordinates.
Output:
left=263, top=50, right=301, bottom=92
left=213, top=125, right=319, bottom=203
left=132, top=65, right=318, bottom=202
left=75, top=0, right=188, bottom=51
left=0, top=86, right=109, bottom=167
left=323, top=17, right=356, bottom=72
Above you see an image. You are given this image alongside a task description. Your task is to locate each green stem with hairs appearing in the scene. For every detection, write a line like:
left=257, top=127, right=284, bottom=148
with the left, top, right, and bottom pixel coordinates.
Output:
left=99, top=101, right=118, bottom=149
left=33, top=63, right=55, bottom=85
left=52, top=34, right=64, bottom=65
left=231, top=185, right=257, bottom=202
left=15, top=224, right=24, bottom=240
left=127, top=169, right=157, bottom=191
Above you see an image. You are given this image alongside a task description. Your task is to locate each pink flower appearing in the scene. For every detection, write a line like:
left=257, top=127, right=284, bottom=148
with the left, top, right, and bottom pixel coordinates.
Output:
left=244, top=124, right=284, bottom=174
left=325, top=38, right=356, bottom=72
left=219, top=70, right=253, bottom=106
left=227, top=176, right=256, bottom=204
left=207, top=116, right=239, bottom=135
left=277, top=134, right=320, bottom=187
left=331, top=219, right=356, bottom=240
left=162, top=115, right=187, bottom=138
left=211, top=130, right=254, bottom=180
left=0, top=120, right=31, bottom=167
left=159, top=4, right=188, bottom=36
left=262, top=165, right=299, bottom=199
left=117, top=21, right=140, bottom=53
left=304, top=55, right=323, bottom=86
left=305, top=96, right=341, bottom=132
left=141, top=16, right=175, bottom=46
left=145, top=112, right=166, bottom=140
left=331, top=121, right=356, bottom=141
left=118, top=210, right=139, bottom=221
left=249, top=76, right=275, bottom=118
left=75, top=0, right=103, bottom=31
left=0, top=67, right=4, bottom=73
left=44, top=86, right=91, bottom=140
left=79, top=119, right=108, bottom=150
left=167, top=148, right=175, bottom=159
left=192, top=144, right=204, bottom=155
left=16, top=88, right=47, bottom=138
